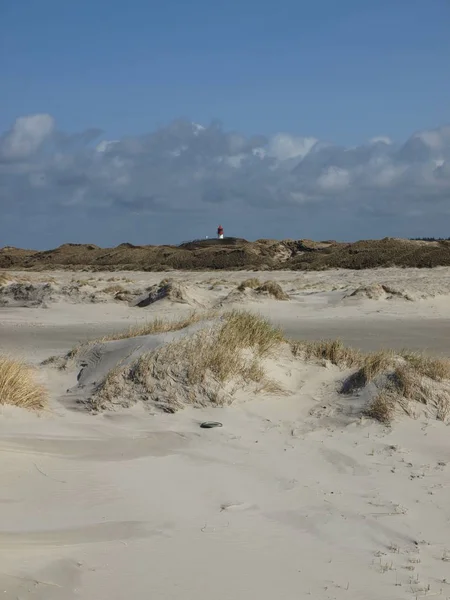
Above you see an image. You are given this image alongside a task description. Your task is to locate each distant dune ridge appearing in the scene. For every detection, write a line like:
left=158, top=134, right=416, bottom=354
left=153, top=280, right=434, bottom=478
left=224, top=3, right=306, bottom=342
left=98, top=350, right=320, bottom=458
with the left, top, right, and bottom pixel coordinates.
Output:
left=2, top=237, right=450, bottom=271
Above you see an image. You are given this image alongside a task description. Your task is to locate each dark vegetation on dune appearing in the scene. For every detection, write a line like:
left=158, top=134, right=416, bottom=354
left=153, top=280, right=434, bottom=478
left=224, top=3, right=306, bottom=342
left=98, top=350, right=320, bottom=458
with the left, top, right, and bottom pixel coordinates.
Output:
left=1, top=237, right=450, bottom=272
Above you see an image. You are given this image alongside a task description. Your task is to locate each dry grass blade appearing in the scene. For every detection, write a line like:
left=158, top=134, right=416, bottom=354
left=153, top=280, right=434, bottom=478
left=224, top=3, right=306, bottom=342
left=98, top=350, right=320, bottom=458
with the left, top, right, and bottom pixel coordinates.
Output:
left=218, top=310, right=285, bottom=357
left=361, top=350, right=394, bottom=383
left=435, top=395, right=450, bottom=422
left=341, top=350, right=394, bottom=393
left=100, top=310, right=217, bottom=342
left=292, top=339, right=361, bottom=369
left=0, top=355, right=47, bottom=410
left=364, top=391, right=396, bottom=424
left=392, top=364, right=428, bottom=403
left=400, top=351, right=450, bottom=381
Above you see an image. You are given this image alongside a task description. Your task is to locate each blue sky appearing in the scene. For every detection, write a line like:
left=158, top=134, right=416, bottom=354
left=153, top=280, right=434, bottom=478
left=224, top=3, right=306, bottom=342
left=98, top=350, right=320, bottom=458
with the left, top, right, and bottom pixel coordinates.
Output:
left=1, top=0, right=450, bottom=247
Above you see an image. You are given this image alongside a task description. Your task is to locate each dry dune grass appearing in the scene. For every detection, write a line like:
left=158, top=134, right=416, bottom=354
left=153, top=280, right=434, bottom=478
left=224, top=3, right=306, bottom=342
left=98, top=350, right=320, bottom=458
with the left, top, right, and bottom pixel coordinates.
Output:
left=291, top=338, right=362, bottom=368
left=45, top=310, right=219, bottom=369
left=0, top=272, right=11, bottom=286
left=365, top=391, right=397, bottom=423
left=101, top=310, right=218, bottom=343
left=0, top=355, right=47, bottom=410
left=342, top=350, right=395, bottom=393
left=290, top=339, right=450, bottom=424
left=90, top=310, right=285, bottom=412
left=400, top=351, right=450, bottom=380
left=237, top=278, right=289, bottom=300
left=238, top=278, right=261, bottom=291
left=256, top=281, right=289, bottom=300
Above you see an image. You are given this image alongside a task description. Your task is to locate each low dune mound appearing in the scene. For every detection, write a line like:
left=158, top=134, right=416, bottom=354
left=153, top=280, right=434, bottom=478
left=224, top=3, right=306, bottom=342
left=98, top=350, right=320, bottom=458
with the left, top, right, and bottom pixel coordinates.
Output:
left=221, top=279, right=290, bottom=304
left=345, top=283, right=415, bottom=301
left=0, top=282, right=59, bottom=307
left=0, top=355, right=47, bottom=410
left=291, top=340, right=450, bottom=424
left=70, top=311, right=285, bottom=413
left=132, top=279, right=207, bottom=308
left=0, top=281, right=109, bottom=307
left=346, top=355, right=450, bottom=424
left=100, top=283, right=146, bottom=303
left=255, top=281, right=290, bottom=300
left=53, top=310, right=450, bottom=425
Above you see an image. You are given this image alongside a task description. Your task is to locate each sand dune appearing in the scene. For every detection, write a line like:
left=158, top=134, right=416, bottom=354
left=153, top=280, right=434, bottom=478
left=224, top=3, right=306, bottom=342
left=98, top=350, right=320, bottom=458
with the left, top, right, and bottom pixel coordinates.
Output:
left=219, top=278, right=290, bottom=305
left=344, top=283, right=445, bottom=302
left=0, top=280, right=125, bottom=307
left=3, top=236, right=450, bottom=271
left=1, top=268, right=450, bottom=599
left=132, top=279, right=210, bottom=308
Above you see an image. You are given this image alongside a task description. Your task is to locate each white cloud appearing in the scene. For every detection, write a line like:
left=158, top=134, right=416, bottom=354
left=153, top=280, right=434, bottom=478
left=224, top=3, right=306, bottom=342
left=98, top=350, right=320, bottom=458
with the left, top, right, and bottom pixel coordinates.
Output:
left=192, top=123, right=205, bottom=135
left=96, top=140, right=119, bottom=153
left=267, top=133, right=318, bottom=161
left=2, top=116, right=450, bottom=244
left=317, top=167, right=350, bottom=191
left=369, top=136, right=392, bottom=145
left=373, top=164, right=408, bottom=187
left=414, top=129, right=443, bottom=149
left=224, top=154, right=246, bottom=168
left=0, top=114, right=54, bottom=159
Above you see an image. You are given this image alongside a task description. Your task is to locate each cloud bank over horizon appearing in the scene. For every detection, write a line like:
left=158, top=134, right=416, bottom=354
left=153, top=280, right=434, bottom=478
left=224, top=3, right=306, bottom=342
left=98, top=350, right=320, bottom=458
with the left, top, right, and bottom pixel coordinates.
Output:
left=1, top=113, right=450, bottom=247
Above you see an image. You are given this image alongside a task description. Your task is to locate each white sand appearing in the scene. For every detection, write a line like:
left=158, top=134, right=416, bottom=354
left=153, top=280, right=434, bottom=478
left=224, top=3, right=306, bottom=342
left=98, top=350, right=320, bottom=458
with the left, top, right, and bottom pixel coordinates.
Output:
left=1, top=268, right=450, bottom=599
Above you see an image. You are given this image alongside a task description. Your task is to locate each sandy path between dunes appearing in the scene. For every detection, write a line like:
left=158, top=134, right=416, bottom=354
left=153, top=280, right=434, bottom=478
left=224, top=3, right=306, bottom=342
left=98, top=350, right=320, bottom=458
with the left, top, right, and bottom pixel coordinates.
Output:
left=2, top=317, right=450, bottom=362
left=1, top=268, right=450, bottom=599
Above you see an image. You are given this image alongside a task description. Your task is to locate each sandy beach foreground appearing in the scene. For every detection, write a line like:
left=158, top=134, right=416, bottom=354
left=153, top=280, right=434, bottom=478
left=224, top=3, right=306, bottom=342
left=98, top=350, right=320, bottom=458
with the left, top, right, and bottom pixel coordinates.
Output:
left=1, top=268, right=449, bottom=599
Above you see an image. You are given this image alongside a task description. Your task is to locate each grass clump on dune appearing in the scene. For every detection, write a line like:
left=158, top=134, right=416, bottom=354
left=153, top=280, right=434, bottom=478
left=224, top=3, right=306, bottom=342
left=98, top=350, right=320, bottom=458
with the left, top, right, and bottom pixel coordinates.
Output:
left=90, top=310, right=285, bottom=412
left=291, top=339, right=362, bottom=368
left=365, top=391, right=397, bottom=424
left=290, top=338, right=450, bottom=425
left=238, top=278, right=261, bottom=291
left=255, top=281, right=289, bottom=300
left=399, top=351, right=450, bottom=381
left=0, top=355, right=47, bottom=410
left=237, top=278, right=289, bottom=300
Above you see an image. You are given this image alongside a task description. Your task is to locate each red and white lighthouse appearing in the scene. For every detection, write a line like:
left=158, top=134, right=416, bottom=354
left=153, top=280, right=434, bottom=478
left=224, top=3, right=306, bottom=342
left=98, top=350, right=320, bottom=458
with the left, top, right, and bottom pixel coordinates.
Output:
left=217, top=224, right=224, bottom=239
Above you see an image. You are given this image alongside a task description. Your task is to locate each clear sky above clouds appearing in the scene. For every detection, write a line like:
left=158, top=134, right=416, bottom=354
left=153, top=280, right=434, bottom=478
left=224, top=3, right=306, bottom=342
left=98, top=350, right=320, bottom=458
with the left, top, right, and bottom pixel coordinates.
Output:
left=1, top=0, right=450, bottom=247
